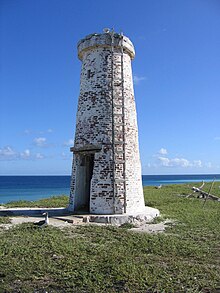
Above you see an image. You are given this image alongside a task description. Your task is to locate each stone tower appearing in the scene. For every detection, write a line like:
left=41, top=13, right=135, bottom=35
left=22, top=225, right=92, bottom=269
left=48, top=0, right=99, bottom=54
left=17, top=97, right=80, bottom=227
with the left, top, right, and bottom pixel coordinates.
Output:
left=69, top=31, right=148, bottom=215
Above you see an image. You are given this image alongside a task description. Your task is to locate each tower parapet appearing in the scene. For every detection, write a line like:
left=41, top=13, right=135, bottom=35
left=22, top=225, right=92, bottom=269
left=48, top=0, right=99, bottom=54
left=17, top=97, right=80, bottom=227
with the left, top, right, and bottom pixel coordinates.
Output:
left=77, top=33, right=135, bottom=61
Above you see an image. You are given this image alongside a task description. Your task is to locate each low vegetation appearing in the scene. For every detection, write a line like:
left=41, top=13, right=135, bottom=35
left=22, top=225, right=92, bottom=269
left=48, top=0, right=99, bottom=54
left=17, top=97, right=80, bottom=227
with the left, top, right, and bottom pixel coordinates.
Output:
left=0, top=183, right=219, bottom=292
left=0, top=216, right=11, bottom=224
left=5, top=195, right=69, bottom=208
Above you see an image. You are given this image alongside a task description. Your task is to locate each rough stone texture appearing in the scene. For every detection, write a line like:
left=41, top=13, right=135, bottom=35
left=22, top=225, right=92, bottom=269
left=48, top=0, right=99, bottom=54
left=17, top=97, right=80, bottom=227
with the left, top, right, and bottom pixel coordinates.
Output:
left=69, top=32, right=148, bottom=215
left=87, top=206, right=160, bottom=225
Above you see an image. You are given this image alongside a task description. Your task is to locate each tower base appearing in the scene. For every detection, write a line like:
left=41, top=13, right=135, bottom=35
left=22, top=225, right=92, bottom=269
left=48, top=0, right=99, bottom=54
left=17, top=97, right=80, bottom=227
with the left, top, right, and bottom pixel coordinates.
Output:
left=81, top=206, right=160, bottom=225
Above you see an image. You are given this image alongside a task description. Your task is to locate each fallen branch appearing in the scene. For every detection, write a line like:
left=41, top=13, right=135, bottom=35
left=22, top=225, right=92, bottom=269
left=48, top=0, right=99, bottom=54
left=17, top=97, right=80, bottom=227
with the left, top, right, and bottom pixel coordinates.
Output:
left=185, top=180, right=220, bottom=202
left=203, top=178, right=218, bottom=207
left=192, top=187, right=219, bottom=201
left=199, top=180, right=205, bottom=189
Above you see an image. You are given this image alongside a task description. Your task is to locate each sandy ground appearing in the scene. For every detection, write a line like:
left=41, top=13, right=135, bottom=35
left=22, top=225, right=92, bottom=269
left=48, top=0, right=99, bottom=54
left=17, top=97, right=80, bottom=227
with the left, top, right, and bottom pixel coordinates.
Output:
left=130, top=220, right=171, bottom=233
left=0, top=215, right=171, bottom=233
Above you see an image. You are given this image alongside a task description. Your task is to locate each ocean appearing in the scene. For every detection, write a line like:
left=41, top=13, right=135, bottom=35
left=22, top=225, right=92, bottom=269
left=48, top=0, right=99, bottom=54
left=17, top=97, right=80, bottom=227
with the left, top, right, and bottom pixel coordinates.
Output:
left=0, top=174, right=219, bottom=204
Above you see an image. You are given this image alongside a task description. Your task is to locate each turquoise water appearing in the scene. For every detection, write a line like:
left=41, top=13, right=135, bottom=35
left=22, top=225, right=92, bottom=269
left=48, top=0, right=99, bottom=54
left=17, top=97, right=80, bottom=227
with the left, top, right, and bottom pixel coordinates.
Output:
left=0, top=175, right=219, bottom=204
left=142, top=174, right=220, bottom=186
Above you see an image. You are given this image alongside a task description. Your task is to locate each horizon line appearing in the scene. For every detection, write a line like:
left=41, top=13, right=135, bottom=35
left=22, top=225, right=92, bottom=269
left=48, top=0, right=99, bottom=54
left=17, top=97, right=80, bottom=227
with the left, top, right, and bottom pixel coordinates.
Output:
left=0, top=173, right=220, bottom=176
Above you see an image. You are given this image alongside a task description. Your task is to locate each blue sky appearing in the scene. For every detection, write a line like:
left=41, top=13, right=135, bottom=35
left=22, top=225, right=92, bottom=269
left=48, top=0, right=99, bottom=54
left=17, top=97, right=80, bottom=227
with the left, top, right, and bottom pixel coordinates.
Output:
left=0, top=0, right=220, bottom=175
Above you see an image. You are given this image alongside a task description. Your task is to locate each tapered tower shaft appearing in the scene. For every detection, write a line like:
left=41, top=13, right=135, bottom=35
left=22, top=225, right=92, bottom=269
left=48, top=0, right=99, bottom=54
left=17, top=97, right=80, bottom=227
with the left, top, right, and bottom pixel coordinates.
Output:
left=69, top=31, right=145, bottom=215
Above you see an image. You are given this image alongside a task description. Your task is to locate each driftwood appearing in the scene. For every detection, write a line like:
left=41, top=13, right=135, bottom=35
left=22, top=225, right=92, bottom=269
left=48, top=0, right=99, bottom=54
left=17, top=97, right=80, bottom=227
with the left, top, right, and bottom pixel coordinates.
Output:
left=186, top=180, right=220, bottom=202
left=186, top=181, right=205, bottom=198
left=192, top=187, right=219, bottom=201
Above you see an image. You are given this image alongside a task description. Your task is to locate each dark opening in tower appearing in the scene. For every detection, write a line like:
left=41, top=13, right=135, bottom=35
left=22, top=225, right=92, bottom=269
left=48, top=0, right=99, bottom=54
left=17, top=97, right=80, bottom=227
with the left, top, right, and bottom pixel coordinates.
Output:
left=74, top=153, right=94, bottom=212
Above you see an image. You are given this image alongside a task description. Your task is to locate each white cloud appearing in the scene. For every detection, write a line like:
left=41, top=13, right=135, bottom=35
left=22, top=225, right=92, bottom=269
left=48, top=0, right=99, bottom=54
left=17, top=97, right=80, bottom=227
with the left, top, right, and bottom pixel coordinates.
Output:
left=36, top=153, right=44, bottom=159
left=47, top=128, right=53, bottom=133
left=63, top=139, right=74, bottom=146
left=158, top=157, right=171, bottom=167
left=20, top=149, right=31, bottom=159
left=0, top=146, right=32, bottom=160
left=214, top=137, right=220, bottom=140
left=0, top=146, right=17, bottom=160
left=133, top=75, right=146, bottom=85
left=34, top=137, right=47, bottom=147
left=158, top=148, right=168, bottom=155
left=146, top=148, right=217, bottom=172
left=158, top=156, right=203, bottom=168
left=0, top=146, right=47, bottom=161
left=193, top=160, right=202, bottom=167
left=205, top=162, right=212, bottom=168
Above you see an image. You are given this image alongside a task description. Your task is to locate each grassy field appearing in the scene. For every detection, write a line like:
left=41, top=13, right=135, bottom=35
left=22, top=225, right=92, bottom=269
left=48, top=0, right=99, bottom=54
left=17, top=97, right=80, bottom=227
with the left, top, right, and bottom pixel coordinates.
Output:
left=0, top=183, right=219, bottom=292
left=4, top=195, right=69, bottom=208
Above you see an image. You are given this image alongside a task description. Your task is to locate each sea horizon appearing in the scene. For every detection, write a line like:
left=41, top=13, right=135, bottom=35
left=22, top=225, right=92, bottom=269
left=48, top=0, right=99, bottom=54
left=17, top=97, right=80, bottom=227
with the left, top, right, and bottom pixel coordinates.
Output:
left=0, top=174, right=219, bottom=204
left=1, top=173, right=220, bottom=177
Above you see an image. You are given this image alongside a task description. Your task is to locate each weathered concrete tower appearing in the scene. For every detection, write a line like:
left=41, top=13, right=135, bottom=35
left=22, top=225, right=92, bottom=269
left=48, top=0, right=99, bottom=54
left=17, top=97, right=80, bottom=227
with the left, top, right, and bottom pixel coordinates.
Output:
left=69, top=31, right=158, bottom=219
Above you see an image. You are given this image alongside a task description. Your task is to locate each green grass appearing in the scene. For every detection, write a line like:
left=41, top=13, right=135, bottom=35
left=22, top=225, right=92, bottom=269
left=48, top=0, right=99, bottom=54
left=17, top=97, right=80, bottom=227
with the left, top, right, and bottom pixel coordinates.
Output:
left=0, top=183, right=219, bottom=292
left=0, top=216, right=11, bottom=224
left=5, top=195, right=69, bottom=208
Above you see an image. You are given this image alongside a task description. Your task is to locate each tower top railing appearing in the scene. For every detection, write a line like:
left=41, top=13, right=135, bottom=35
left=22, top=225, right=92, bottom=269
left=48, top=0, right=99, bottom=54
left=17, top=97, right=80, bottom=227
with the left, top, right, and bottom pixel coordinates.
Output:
left=77, top=32, right=135, bottom=61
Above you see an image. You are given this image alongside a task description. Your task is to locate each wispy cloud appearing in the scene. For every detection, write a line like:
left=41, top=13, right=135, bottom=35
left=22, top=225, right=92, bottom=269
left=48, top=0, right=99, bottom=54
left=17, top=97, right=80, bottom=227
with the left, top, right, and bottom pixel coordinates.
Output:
left=205, top=162, right=212, bottom=168
left=158, top=156, right=202, bottom=168
left=20, top=149, right=31, bottom=159
left=158, top=148, right=168, bottom=155
left=146, top=148, right=204, bottom=169
left=0, top=146, right=44, bottom=161
left=0, top=146, right=17, bottom=160
left=214, top=137, right=220, bottom=141
left=24, top=129, right=32, bottom=135
left=0, top=146, right=45, bottom=161
left=36, top=153, right=44, bottom=159
left=24, top=129, right=53, bottom=135
left=63, top=139, right=74, bottom=147
left=33, top=137, right=47, bottom=147
left=133, top=75, right=146, bottom=85
left=61, top=152, right=72, bottom=160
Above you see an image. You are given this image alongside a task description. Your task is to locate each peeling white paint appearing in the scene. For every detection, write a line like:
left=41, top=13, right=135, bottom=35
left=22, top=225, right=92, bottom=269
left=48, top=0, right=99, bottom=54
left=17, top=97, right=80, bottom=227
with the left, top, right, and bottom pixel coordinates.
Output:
left=69, top=32, right=146, bottom=215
